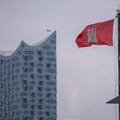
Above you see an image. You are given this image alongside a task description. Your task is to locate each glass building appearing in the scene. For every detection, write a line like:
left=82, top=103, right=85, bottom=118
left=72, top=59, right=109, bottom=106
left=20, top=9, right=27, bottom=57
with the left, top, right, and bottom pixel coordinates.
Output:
left=0, top=31, right=56, bottom=120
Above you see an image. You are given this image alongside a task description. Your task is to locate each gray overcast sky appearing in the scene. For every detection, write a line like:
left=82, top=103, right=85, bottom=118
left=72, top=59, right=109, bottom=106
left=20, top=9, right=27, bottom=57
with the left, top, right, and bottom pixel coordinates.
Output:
left=0, top=0, right=120, bottom=120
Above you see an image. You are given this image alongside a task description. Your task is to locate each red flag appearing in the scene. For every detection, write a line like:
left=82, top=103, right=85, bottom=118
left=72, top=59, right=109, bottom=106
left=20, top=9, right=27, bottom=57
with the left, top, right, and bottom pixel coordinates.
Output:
left=75, top=19, right=114, bottom=47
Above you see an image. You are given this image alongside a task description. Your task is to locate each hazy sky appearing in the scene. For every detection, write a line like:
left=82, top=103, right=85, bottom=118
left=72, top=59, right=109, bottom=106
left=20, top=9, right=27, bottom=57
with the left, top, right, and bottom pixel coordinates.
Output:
left=0, top=0, right=120, bottom=120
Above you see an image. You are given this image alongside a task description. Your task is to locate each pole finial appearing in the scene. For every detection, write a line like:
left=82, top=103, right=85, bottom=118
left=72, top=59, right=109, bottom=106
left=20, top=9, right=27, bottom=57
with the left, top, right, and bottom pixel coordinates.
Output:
left=117, top=4, right=120, bottom=13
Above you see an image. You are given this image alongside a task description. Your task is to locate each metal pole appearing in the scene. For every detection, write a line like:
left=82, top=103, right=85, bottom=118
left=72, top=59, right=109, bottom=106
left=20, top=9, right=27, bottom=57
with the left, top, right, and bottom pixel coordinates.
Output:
left=117, top=9, right=120, bottom=120
left=106, top=7, right=120, bottom=120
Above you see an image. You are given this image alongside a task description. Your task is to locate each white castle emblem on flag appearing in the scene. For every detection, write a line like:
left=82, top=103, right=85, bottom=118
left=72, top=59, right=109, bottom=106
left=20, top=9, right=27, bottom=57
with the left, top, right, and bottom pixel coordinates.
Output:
left=87, top=27, right=98, bottom=43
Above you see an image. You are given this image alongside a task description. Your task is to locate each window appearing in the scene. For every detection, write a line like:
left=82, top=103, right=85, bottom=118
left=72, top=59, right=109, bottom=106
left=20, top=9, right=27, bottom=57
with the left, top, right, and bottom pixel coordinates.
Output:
left=6, top=100, right=10, bottom=105
left=7, top=72, right=10, bottom=75
left=29, top=68, right=34, bottom=72
left=23, top=68, right=28, bottom=73
left=29, top=86, right=34, bottom=91
left=4, top=78, right=6, bottom=82
left=39, top=81, right=43, bottom=85
left=46, top=51, right=54, bottom=56
left=47, top=57, right=55, bottom=62
left=0, top=101, right=2, bottom=106
left=23, top=86, right=28, bottom=91
left=38, top=87, right=42, bottom=92
left=38, top=57, right=43, bottom=61
left=0, top=73, right=2, bottom=76
left=46, top=63, right=51, bottom=68
left=38, top=105, right=42, bottom=109
left=29, top=55, right=34, bottom=60
left=3, top=89, right=6, bottom=94
left=7, top=88, right=10, bottom=93
left=22, top=98, right=28, bottom=103
left=11, top=75, right=14, bottom=81
left=46, top=111, right=50, bottom=116
left=24, top=50, right=34, bottom=54
left=37, top=69, right=42, bottom=73
left=0, top=60, right=3, bottom=64
left=11, top=95, right=14, bottom=99
left=23, top=56, right=28, bottom=61
left=22, top=103, right=28, bottom=109
left=30, top=62, right=34, bottom=67
left=23, top=80, right=28, bottom=85
left=39, top=99, right=43, bottom=104
left=11, top=112, right=14, bottom=117
left=46, top=93, right=51, bottom=98
left=45, top=75, right=50, bottom=80
left=4, top=66, right=6, bottom=70
left=0, top=84, right=3, bottom=88
left=37, top=51, right=42, bottom=55
left=23, top=116, right=28, bottom=120
left=31, top=92, right=35, bottom=97
left=3, top=113, right=7, bottom=118
left=3, top=95, right=7, bottom=100
left=11, top=64, right=14, bottom=68
left=39, top=117, right=43, bottom=120
left=23, top=62, right=28, bottom=66
left=30, top=111, right=34, bottom=115
left=43, top=45, right=50, bottom=49
left=22, top=92, right=28, bottom=96
left=31, top=105, right=35, bottom=110
left=30, top=74, right=34, bottom=79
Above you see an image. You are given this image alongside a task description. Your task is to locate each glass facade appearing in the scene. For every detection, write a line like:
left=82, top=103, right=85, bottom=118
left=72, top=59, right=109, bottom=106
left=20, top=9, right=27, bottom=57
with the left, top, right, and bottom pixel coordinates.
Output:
left=0, top=31, right=56, bottom=120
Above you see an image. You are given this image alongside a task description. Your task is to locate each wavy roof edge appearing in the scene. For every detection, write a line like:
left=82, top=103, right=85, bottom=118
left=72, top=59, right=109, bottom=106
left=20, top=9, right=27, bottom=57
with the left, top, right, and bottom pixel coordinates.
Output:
left=0, top=30, right=56, bottom=57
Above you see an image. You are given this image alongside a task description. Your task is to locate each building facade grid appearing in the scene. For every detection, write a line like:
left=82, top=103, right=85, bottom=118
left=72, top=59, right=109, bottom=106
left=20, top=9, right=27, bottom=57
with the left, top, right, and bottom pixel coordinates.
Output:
left=0, top=31, right=56, bottom=120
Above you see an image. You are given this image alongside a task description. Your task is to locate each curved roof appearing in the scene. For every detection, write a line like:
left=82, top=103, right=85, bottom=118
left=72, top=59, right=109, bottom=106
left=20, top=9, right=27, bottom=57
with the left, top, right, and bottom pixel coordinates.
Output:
left=0, top=31, right=56, bottom=57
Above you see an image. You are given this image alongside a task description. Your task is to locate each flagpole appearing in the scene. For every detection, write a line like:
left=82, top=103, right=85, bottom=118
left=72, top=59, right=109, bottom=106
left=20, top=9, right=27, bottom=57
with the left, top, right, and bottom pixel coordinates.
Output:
left=117, top=7, right=120, bottom=120
left=106, top=8, right=120, bottom=120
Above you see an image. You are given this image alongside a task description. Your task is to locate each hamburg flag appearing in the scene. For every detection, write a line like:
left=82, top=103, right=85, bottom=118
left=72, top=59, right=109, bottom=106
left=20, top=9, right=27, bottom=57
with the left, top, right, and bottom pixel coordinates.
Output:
left=75, top=19, right=114, bottom=47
